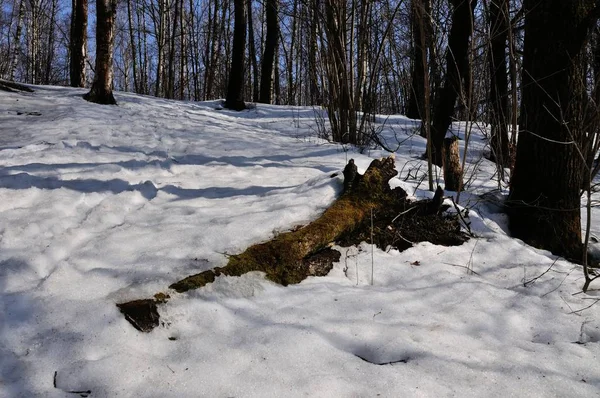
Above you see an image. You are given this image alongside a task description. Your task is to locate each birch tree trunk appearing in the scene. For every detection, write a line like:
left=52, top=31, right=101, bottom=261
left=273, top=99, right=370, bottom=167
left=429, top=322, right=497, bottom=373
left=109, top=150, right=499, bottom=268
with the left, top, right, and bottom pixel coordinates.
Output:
left=9, top=0, right=25, bottom=81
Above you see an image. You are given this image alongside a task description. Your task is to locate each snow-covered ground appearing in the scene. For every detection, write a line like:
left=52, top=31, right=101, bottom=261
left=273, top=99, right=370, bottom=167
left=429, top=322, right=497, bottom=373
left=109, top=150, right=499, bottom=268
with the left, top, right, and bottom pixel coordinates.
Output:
left=1, top=86, right=599, bottom=397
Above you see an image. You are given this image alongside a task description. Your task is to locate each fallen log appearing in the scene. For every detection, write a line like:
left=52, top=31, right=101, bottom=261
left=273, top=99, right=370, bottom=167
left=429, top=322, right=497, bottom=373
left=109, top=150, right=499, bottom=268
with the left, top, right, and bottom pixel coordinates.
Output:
left=118, top=157, right=469, bottom=332
left=170, top=156, right=404, bottom=292
left=0, top=79, right=34, bottom=93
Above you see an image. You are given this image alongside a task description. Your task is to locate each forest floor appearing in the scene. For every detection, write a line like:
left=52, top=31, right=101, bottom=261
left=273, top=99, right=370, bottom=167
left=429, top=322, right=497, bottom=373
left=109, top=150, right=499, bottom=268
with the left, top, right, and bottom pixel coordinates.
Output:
left=1, top=85, right=599, bottom=397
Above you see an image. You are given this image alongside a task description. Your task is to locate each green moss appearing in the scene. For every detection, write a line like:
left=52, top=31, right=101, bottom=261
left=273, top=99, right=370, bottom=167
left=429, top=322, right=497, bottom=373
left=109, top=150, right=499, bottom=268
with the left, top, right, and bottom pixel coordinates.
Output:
left=169, top=269, right=218, bottom=293
left=167, top=157, right=400, bottom=293
left=153, top=292, right=170, bottom=303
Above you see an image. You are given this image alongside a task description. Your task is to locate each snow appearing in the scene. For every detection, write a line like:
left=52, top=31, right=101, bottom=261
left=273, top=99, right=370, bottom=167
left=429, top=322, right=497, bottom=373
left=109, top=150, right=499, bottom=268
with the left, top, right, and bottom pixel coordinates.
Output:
left=1, top=86, right=599, bottom=397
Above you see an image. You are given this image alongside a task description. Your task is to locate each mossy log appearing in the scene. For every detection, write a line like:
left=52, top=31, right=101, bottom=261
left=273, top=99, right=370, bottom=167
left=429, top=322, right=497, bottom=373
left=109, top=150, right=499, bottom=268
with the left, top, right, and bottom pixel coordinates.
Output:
left=170, top=156, right=405, bottom=292
left=117, top=157, right=469, bottom=332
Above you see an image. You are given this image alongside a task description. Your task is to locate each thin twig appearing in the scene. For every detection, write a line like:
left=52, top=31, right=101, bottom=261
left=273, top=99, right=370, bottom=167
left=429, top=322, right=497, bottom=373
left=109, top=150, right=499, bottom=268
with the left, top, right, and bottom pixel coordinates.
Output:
left=442, top=262, right=482, bottom=276
left=524, top=257, right=560, bottom=287
left=448, top=195, right=474, bottom=236
left=391, top=206, right=417, bottom=223
left=569, top=299, right=600, bottom=315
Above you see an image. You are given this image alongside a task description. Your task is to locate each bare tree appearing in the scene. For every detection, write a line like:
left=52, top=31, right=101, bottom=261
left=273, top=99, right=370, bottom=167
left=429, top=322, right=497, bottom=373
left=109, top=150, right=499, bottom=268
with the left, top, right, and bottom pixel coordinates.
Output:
left=224, top=0, right=246, bottom=110
left=84, top=0, right=117, bottom=104
left=7, top=0, right=25, bottom=81
left=259, top=0, right=278, bottom=103
left=429, top=0, right=477, bottom=167
left=406, top=0, right=428, bottom=120
left=488, top=0, right=510, bottom=168
left=70, top=0, right=87, bottom=87
left=508, top=0, right=599, bottom=261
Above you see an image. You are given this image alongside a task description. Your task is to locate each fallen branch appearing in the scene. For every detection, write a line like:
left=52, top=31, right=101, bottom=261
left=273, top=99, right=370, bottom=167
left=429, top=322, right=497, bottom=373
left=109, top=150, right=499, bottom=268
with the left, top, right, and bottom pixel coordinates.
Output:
left=118, top=157, right=469, bottom=332
left=0, top=79, right=34, bottom=93
left=170, top=157, right=402, bottom=292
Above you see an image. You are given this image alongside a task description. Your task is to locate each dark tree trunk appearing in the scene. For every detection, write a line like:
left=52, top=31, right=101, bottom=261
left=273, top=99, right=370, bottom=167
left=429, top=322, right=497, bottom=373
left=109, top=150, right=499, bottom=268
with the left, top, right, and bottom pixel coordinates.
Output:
left=84, top=0, right=117, bottom=105
left=166, top=0, right=180, bottom=99
left=593, top=26, right=600, bottom=106
left=508, top=0, right=598, bottom=261
left=308, top=0, right=320, bottom=104
left=9, top=0, right=24, bottom=82
left=429, top=0, right=477, bottom=166
left=247, top=0, right=260, bottom=102
left=126, top=0, right=138, bottom=93
left=406, top=0, right=426, bottom=120
left=488, top=0, right=510, bottom=167
left=224, top=0, right=247, bottom=110
left=45, top=0, right=57, bottom=84
left=70, top=0, right=88, bottom=87
left=259, top=0, right=278, bottom=104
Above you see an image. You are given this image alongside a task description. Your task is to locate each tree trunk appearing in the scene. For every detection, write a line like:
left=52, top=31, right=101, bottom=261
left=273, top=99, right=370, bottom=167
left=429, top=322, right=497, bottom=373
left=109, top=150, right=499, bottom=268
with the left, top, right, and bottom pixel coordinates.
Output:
left=9, top=0, right=25, bottom=82
left=166, top=0, right=180, bottom=99
left=274, top=43, right=281, bottom=104
left=179, top=0, right=186, bottom=99
left=155, top=0, right=166, bottom=97
left=259, top=0, right=278, bottom=103
left=426, top=0, right=440, bottom=120
left=224, top=0, right=247, bottom=110
left=126, top=0, right=138, bottom=92
left=247, top=0, right=260, bottom=102
left=593, top=26, right=600, bottom=106
left=429, top=0, right=477, bottom=166
left=308, top=0, right=320, bottom=104
left=406, top=0, right=426, bottom=120
left=44, top=0, right=57, bottom=84
left=203, top=0, right=220, bottom=100
left=488, top=0, right=510, bottom=168
left=442, top=136, right=462, bottom=191
left=84, top=0, right=117, bottom=105
left=117, top=157, right=469, bottom=332
left=508, top=0, right=598, bottom=261
left=170, top=157, right=401, bottom=291
left=135, top=5, right=149, bottom=94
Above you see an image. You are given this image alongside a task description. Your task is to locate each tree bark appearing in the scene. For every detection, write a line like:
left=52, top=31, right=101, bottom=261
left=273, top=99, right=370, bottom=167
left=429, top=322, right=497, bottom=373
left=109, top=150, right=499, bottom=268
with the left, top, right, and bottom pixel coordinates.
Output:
left=166, top=0, right=180, bottom=99
left=593, top=26, right=600, bottom=106
left=117, top=158, right=468, bottom=332
left=246, top=0, right=259, bottom=102
left=488, top=0, right=510, bottom=167
left=259, top=0, right=278, bottom=103
left=44, top=0, right=57, bottom=84
left=84, top=0, right=117, bottom=105
left=9, top=0, right=25, bottom=82
left=442, top=136, right=462, bottom=191
left=429, top=0, right=477, bottom=166
left=126, top=0, right=138, bottom=93
left=154, top=0, right=166, bottom=97
left=508, top=0, right=598, bottom=261
left=406, top=0, right=426, bottom=120
left=224, top=0, right=247, bottom=110
left=308, top=0, right=320, bottom=104
left=170, top=157, right=401, bottom=291
left=70, top=0, right=87, bottom=87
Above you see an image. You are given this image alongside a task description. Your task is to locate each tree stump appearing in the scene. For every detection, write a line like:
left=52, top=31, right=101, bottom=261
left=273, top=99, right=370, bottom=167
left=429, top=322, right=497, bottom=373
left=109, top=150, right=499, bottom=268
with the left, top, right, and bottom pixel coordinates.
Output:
left=442, top=136, right=463, bottom=191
